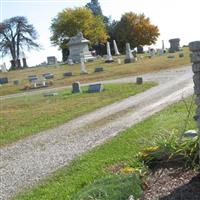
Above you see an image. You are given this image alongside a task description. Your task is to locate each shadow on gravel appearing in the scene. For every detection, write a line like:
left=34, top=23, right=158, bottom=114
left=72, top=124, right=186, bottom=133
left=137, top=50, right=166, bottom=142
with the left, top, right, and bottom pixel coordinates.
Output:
left=160, top=173, right=200, bottom=200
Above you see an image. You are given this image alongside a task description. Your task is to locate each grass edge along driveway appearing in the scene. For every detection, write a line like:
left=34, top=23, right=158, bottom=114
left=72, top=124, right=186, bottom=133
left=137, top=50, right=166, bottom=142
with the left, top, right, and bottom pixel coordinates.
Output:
left=14, top=96, right=196, bottom=200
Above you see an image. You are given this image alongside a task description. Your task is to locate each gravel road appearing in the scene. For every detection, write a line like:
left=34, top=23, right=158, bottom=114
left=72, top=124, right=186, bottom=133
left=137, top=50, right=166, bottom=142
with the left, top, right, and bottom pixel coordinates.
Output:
left=0, top=66, right=194, bottom=200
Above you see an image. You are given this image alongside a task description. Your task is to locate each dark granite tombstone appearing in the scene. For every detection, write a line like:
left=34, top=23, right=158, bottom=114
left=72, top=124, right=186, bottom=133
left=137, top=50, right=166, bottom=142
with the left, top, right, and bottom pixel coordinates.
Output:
left=10, top=60, right=15, bottom=69
left=43, top=73, right=54, bottom=79
left=47, top=56, right=57, bottom=65
left=136, top=77, right=143, bottom=84
left=0, top=77, right=8, bottom=84
left=94, top=67, right=104, bottom=73
left=63, top=72, right=73, bottom=77
left=169, top=38, right=180, bottom=53
left=137, top=46, right=144, bottom=54
left=22, top=58, right=28, bottom=68
left=17, top=59, right=21, bottom=68
left=72, top=82, right=82, bottom=93
left=28, top=75, right=38, bottom=82
left=88, top=83, right=103, bottom=93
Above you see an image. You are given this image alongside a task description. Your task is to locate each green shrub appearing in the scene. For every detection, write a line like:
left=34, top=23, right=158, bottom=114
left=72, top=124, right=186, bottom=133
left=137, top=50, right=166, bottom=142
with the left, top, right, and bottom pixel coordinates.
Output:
left=138, top=131, right=199, bottom=170
left=72, top=174, right=142, bottom=200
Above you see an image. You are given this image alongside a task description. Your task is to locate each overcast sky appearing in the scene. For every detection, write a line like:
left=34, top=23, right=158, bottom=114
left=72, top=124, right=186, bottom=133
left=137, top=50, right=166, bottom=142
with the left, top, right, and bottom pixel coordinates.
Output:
left=1, top=0, right=200, bottom=67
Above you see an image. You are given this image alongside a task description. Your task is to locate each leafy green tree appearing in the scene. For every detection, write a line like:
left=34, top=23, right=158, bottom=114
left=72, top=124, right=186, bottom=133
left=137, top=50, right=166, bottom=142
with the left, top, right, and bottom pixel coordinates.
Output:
left=114, top=12, right=160, bottom=52
left=50, top=7, right=108, bottom=60
left=0, top=16, right=39, bottom=69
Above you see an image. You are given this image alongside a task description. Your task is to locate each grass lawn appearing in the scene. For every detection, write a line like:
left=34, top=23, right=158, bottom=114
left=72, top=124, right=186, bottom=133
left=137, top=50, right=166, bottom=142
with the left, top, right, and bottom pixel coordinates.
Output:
left=0, top=82, right=155, bottom=146
left=0, top=48, right=190, bottom=96
left=13, top=96, right=196, bottom=200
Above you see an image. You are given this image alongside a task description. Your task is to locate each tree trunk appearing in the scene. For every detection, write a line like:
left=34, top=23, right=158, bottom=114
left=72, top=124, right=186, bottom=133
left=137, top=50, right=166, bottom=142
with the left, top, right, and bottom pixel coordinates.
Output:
left=16, top=34, right=20, bottom=65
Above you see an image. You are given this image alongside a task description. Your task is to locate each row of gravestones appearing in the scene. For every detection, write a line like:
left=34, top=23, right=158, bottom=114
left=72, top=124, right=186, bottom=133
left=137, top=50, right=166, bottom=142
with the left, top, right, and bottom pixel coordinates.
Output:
left=0, top=65, right=104, bottom=85
left=105, top=42, right=136, bottom=64
left=63, top=66, right=104, bottom=77
left=10, top=58, right=28, bottom=68
left=105, top=38, right=183, bottom=63
left=43, top=82, right=104, bottom=97
left=44, top=76, right=143, bottom=97
left=71, top=77, right=143, bottom=95
left=0, top=72, right=54, bottom=85
left=72, top=82, right=103, bottom=94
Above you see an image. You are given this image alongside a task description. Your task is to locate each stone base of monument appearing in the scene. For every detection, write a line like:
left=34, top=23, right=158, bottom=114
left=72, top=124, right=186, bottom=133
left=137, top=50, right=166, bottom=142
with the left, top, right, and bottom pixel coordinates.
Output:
left=124, top=58, right=135, bottom=64
left=114, top=53, right=120, bottom=56
left=80, top=72, right=88, bottom=75
left=68, top=54, right=95, bottom=63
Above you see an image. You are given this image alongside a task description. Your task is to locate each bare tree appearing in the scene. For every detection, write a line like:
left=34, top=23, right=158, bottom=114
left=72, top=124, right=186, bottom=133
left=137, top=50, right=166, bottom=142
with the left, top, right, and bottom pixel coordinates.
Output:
left=0, top=16, right=40, bottom=69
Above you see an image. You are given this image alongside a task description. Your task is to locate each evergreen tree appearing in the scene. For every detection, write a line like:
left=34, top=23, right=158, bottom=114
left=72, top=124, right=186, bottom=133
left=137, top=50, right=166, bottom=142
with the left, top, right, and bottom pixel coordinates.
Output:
left=86, top=0, right=103, bottom=16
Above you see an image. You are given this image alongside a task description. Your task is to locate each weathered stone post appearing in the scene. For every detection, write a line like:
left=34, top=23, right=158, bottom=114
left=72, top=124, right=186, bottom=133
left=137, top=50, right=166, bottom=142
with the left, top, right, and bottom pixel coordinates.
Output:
left=189, top=41, right=200, bottom=163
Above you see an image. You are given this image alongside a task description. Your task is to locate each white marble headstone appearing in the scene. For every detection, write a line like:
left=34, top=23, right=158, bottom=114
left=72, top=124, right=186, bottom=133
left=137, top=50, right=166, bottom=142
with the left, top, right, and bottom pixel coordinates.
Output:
left=80, top=58, right=87, bottom=74
left=106, top=42, right=113, bottom=61
left=0, top=63, right=7, bottom=72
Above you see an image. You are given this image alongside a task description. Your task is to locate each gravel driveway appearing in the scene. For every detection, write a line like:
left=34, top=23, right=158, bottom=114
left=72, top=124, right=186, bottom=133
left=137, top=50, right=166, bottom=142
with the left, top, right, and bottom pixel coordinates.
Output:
left=0, top=66, right=194, bottom=200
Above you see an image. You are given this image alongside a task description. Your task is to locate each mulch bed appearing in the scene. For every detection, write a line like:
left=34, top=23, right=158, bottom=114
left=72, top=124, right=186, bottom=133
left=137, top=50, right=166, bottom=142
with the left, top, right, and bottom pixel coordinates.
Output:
left=141, top=166, right=200, bottom=200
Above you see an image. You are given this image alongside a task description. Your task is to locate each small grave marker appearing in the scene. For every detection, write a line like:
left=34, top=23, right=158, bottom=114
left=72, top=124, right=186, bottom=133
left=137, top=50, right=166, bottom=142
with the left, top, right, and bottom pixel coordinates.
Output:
left=43, top=92, right=58, bottom=97
left=88, top=83, right=103, bottom=93
left=72, top=81, right=82, bottom=93
left=94, top=67, right=104, bottom=73
left=28, top=75, right=37, bottom=82
left=13, top=80, right=20, bottom=85
left=136, top=77, right=143, bottom=84
left=43, top=73, right=54, bottom=79
left=0, top=77, right=8, bottom=84
left=63, top=72, right=73, bottom=77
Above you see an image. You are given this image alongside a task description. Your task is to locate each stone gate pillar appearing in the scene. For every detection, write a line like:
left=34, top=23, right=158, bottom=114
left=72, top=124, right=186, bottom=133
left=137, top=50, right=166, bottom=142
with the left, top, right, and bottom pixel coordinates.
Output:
left=189, top=41, right=200, bottom=131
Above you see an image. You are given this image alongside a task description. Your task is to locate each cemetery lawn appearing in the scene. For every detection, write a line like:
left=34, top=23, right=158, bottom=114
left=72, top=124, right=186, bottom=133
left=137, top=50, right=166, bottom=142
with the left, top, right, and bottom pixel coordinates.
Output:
left=0, top=48, right=190, bottom=96
left=14, top=96, right=196, bottom=200
left=0, top=82, right=156, bottom=146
